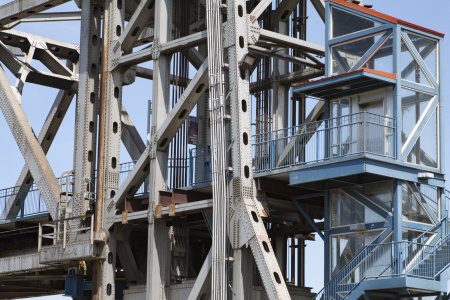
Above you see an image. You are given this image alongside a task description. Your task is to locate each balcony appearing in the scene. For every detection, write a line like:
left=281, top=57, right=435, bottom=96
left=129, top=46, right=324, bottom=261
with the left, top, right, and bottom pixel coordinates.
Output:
left=253, top=112, right=395, bottom=174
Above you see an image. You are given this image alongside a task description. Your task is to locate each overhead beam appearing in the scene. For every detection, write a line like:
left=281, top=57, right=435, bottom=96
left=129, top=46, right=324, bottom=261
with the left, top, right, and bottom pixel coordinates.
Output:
left=0, top=29, right=80, bottom=62
left=118, top=31, right=207, bottom=68
left=156, top=60, right=208, bottom=151
left=0, top=65, right=61, bottom=220
left=0, top=0, right=70, bottom=27
left=3, top=85, right=76, bottom=219
left=4, top=11, right=81, bottom=29
left=249, top=44, right=323, bottom=69
left=259, top=28, right=325, bottom=55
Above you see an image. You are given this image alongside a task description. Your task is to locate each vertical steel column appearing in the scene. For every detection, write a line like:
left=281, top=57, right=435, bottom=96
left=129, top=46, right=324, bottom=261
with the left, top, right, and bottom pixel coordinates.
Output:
left=92, top=0, right=124, bottom=298
left=227, top=0, right=291, bottom=298
left=72, top=0, right=101, bottom=223
left=146, top=0, right=172, bottom=298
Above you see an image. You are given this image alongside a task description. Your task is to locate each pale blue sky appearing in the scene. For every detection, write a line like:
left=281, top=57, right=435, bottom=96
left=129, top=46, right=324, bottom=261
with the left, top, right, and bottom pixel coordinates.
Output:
left=0, top=0, right=447, bottom=298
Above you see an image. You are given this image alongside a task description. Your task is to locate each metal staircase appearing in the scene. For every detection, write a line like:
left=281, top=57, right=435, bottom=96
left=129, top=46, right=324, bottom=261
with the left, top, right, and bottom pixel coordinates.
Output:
left=313, top=228, right=450, bottom=300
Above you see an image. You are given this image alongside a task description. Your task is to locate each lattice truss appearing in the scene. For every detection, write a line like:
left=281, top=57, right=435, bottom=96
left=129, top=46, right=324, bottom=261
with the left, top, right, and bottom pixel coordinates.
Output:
left=0, top=0, right=327, bottom=299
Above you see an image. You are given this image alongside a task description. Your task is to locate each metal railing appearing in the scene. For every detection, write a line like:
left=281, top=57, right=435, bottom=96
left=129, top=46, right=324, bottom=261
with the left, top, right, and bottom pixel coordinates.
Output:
left=38, top=214, right=94, bottom=250
left=0, top=161, right=143, bottom=221
left=253, top=112, right=395, bottom=173
left=314, top=232, right=450, bottom=300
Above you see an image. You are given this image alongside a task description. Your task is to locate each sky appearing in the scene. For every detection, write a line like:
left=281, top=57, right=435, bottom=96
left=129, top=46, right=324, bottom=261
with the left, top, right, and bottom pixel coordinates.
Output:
left=0, top=0, right=448, bottom=298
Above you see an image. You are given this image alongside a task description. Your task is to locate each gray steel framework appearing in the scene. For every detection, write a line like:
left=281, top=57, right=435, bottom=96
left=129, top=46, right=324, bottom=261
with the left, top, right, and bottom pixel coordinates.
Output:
left=0, top=0, right=445, bottom=300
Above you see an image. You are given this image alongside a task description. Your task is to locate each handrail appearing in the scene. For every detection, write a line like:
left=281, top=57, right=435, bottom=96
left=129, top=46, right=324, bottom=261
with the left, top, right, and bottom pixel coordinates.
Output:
left=412, top=217, right=444, bottom=245
left=0, top=161, right=140, bottom=220
left=313, top=228, right=450, bottom=300
left=253, top=111, right=396, bottom=173
left=312, top=244, right=375, bottom=299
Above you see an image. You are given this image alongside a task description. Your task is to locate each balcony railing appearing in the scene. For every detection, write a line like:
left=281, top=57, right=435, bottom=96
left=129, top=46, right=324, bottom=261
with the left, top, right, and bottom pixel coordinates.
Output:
left=0, top=162, right=142, bottom=221
left=253, top=112, right=395, bottom=173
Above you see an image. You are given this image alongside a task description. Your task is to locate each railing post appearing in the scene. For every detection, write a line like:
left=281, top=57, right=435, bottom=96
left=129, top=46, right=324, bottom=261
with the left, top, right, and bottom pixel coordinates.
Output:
left=433, top=245, right=436, bottom=278
left=38, top=223, right=42, bottom=252
left=90, top=215, right=94, bottom=245
left=20, top=190, right=25, bottom=218
left=63, top=220, right=67, bottom=249
left=189, top=149, right=193, bottom=186
left=270, top=131, right=276, bottom=170
left=363, top=112, right=367, bottom=153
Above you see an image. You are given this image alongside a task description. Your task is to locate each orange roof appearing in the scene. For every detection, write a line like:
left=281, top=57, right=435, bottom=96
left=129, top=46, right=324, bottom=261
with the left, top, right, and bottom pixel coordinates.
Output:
left=328, top=0, right=445, bottom=38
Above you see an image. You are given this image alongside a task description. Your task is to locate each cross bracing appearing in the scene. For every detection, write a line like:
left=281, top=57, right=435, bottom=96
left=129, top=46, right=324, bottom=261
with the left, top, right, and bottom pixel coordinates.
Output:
left=0, top=0, right=446, bottom=299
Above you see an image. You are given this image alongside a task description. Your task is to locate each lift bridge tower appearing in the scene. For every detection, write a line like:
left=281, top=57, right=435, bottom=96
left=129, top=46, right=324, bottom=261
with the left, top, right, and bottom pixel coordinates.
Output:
left=0, top=0, right=446, bottom=299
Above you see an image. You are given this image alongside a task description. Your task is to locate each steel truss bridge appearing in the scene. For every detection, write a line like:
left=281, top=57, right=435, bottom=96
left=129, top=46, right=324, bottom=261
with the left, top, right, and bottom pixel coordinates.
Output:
left=0, top=0, right=447, bottom=299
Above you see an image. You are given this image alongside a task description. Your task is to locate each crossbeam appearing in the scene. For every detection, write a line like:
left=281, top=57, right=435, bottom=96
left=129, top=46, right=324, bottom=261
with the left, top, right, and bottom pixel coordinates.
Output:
left=156, top=59, right=208, bottom=150
left=0, top=0, right=70, bottom=27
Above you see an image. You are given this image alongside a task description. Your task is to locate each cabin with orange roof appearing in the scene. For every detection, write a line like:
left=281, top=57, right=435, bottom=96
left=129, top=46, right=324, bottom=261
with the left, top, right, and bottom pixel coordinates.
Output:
left=290, top=1, right=446, bottom=299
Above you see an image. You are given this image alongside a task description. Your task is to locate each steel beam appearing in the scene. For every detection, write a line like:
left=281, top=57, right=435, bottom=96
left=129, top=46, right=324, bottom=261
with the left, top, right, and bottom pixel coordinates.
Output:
left=119, top=0, right=155, bottom=53
left=2, top=85, right=76, bottom=219
left=146, top=0, right=172, bottom=298
left=4, top=11, right=81, bottom=29
left=273, top=0, right=301, bottom=23
left=293, top=200, right=325, bottom=240
left=121, top=104, right=146, bottom=161
left=112, top=146, right=149, bottom=211
left=187, top=249, right=212, bottom=300
left=0, top=41, right=77, bottom=90
left=0, top=65, right=61, bottom=220
left=156, top=59, right=208, bottom=151
left=135, top=66, right=191, bottom=86
left=310, top=0, right=325, bottom=22
left=249, top=67, right=324, bottom=92
left=249, top=44, right=323, bottom=69
left=119, top=31, right=207, bottom=68
left=72, top=0, right=101, bottom=223
left=0, top=29, right=79, bottom=62
left=259, top=28, right=325, bottom=55
left=226, top=0, right=291, bottom=298
left=249, top=0, right=272, bottom=22
left=117, top=226, right=145, bottom=284
left=401, top=95, right=438, bottom=160
left=0, top=0, right=70, bottom=27
left=33, top=48, right=73, bottom=77
left=91, top=0, right=124, bottom=298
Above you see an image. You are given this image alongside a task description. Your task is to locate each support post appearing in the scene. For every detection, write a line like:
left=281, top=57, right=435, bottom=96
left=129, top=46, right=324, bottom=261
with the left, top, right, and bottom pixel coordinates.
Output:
left=92, top=0, right=124, bottom=298
left=226, top=0, right=291, bottom=298
left=146, top=0, right=172, bottom=298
